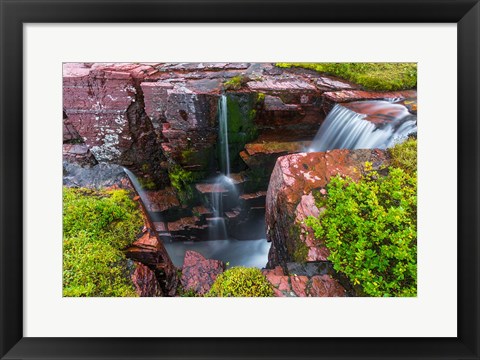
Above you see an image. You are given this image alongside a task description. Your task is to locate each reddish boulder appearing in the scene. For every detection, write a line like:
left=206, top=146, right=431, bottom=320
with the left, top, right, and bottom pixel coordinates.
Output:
left=180, top=251, right=225, bottom=295
left=308, top=275, right=346, bottom=297
left=266, top=149, right=388, bottom=268
left=262, top=265, right=346, bottom=297
left=131, top=262, right=163, bottom=297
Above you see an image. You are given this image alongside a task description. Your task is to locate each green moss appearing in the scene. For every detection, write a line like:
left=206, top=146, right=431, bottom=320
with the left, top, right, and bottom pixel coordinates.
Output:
left=138, top=177, right=157, bottom=190
left=207, top=267, right=274, bottom=297
left=168, top=164, right=197, bottom=205
left=256, top=92, right=266, bottom=103
left=223, top=75, right=250, bottom=90
left=181, top=148, right=195, bottom=163
left=388, top=138, right=417, bottom=175
left=276, top=63, right=417, bottom=91
left=63, top=187, right=142, bottom=297
left=289, top=224, right=308, bottom=263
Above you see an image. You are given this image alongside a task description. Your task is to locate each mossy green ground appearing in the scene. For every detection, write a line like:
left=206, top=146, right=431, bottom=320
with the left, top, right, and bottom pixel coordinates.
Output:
left=276, top=63, right=417, bottom=91
left=207, top=267, right=274, bottom=297
left=63, top=187, right=142, bottom=297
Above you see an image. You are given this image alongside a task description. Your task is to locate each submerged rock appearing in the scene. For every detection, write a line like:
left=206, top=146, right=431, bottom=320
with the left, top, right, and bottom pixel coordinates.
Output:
left=180, top=251, right=225, bottom=295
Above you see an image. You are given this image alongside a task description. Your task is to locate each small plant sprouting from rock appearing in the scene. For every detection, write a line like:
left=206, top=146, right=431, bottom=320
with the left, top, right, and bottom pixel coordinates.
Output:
left=207, top=267, right=274, bottom=297
left=223, top=75, right=250, bottom=91
left=168, top=163, right=196, bottom=205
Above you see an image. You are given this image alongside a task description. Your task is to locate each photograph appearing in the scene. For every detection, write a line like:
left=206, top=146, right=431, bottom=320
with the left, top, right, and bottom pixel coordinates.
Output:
left=62, top=62, right=418, bottom=297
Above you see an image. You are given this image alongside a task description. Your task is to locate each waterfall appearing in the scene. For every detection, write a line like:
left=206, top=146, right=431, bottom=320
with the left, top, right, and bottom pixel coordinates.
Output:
left=309, top=101, right=417, bottom=152
left=218, top=94, right=231, bottom=177
left=123, top=168, right=149, bottom=205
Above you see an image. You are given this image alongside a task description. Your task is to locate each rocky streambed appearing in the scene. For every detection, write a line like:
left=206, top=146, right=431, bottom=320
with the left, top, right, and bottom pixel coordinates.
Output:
left=63, top=62, right=417, bottom=297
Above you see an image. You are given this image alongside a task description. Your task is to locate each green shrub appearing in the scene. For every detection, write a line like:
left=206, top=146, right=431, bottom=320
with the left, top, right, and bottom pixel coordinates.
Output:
left=389, top=138, right=417, bottom=174
left=305, top=166, right=417, bottom=297
left=207, top=267, right=274, bottom=297
left=276, top=63, right=417, bottom=91
left=63, top=187, right=142, bottom=297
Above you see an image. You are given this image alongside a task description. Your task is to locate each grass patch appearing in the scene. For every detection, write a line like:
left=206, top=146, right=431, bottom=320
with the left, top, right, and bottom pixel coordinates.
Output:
left=276, top=63, right=417, bottom=91
left=63, top=187, right=143, bottom=297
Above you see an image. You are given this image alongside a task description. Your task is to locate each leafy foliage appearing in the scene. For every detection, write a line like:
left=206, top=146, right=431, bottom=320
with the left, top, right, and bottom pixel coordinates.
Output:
left=305, top=165, right=417, bottom=297
left=207, top=267, right=274, bottom=297
left=389, top=138, right=417, bottom=174
left=276, top=63, right=417, bottom=91
left=63, top=187, right=142, bottom=297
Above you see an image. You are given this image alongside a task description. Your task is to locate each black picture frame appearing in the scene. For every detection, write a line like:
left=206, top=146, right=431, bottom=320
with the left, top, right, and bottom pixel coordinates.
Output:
left=1, top=1, right=479, bottom=359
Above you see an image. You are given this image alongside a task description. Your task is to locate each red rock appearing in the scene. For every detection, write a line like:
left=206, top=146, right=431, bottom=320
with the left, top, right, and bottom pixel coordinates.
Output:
left=195, top=183, right=229, bottom=194
left=247, top=77, right=316, bottom=91
left=315, top=76, right=358, bottom=91
left=322, top=89, right=417, bottom=114
left=308, top=275, right=346, bottom=297
left=144, top=188, right=180, bottom=213
left=266, top=149, right=388, bottom=268
left=263, top=95, right=300, bottom=111
left=324, top=89, right=417, bottom=103
left=180, top=251, right=225, bottom=295
left=167, top=216, right=199, bottom=232
left=290, top=275, right=309, bottom=297
left=131, top=262, right=163, bottom=297
left=342, top=101, right=413, bottom=125
left=123, top=180, right=178, bottom=296
left=140, top=81, right=174, bottom=131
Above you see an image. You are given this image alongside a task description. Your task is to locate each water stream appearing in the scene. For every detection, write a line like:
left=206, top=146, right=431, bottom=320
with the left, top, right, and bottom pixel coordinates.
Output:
left=309, top=101, right=417, bottom=152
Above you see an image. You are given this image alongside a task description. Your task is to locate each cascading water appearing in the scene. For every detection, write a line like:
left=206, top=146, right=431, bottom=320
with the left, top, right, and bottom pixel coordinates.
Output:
left=123, top=167, right=153, bottom=210
left=207, top=94, right=234, bottom=240
left=218, top=94, right=230, bottom=177
left=309, top=101, right=417, bottom=152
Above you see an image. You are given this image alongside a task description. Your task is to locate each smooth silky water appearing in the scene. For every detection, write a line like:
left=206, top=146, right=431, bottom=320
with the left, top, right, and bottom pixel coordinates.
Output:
left=124, top=94, right=270, bottom=268
left=309, top=101, right=417, bottom=152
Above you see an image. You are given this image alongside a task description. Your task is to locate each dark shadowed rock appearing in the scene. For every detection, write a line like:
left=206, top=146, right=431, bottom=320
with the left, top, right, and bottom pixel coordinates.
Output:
left=131, top=261, right=163, bottom=297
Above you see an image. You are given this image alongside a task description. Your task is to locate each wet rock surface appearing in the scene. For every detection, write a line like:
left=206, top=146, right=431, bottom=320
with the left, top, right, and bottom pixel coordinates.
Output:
left=180, top=251, right=225, bottom=295
left=262, top=265, right=346, bottom=297
left=131, top=261, right=164, bottom=297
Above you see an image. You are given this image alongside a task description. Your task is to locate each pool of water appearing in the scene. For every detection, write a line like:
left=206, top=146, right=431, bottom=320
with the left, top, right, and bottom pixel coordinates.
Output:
left=162, top=238, right=271, bottom=268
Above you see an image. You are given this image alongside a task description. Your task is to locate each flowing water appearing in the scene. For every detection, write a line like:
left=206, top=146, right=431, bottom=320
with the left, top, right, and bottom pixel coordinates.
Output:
left=123, top=93, right=270, bottom=268
left=218, top=94, right=230, bottom=176
left=309, top=101, right=417, bottom=152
